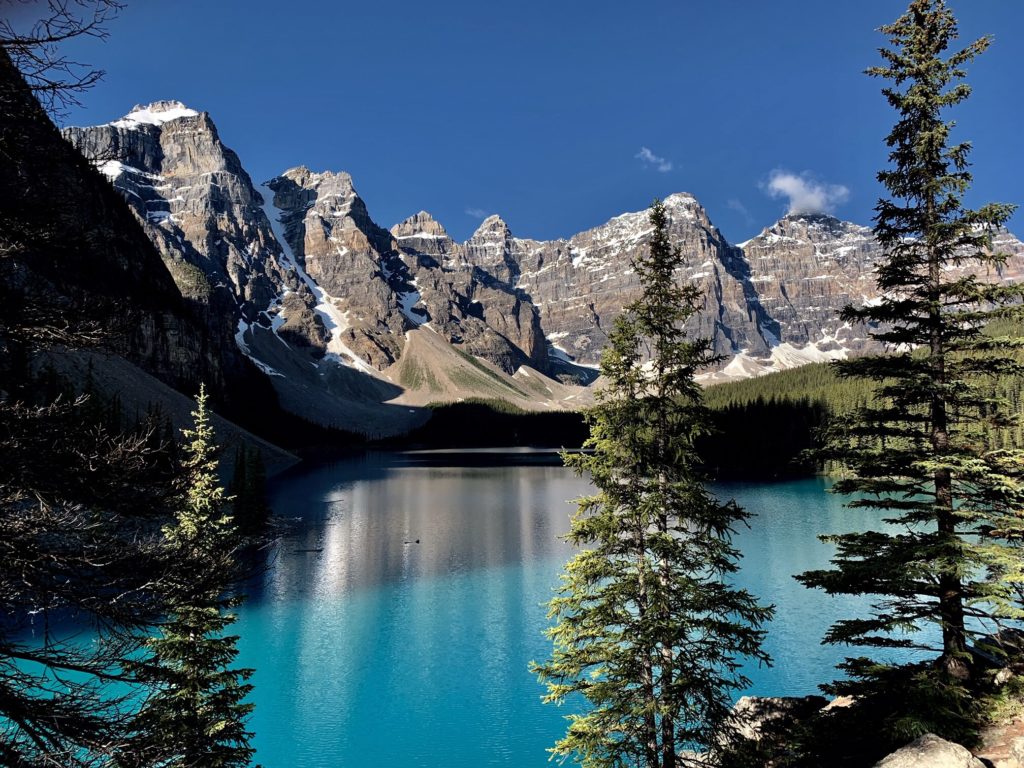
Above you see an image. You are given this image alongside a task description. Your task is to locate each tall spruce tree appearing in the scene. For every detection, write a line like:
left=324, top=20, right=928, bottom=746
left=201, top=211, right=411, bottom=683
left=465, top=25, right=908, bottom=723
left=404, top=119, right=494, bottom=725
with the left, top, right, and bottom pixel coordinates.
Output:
left=228, top=446, right=270, bottom=534
left=534, top=201, right=772, bottom=768
left=118, top=386, right=258, bottom=768
left=797, top=0, right=1024, bottom=741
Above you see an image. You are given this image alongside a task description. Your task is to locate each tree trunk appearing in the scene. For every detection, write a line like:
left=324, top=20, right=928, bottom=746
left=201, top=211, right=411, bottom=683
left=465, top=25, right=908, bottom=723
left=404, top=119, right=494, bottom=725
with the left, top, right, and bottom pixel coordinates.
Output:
left=656, top=364, right=676, bottom=768
left=637, top=530, right=660, bottom=767
left=659, top=638, right=676, bottom=768
left=658, top=501, right=675, bottom=768
left=928, top=219, right=969, bottom=681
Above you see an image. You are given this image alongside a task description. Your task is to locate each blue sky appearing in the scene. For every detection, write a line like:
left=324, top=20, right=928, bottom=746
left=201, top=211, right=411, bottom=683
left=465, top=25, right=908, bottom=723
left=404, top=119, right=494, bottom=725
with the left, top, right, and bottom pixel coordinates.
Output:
left=56, top=0, right=1023, bottom=244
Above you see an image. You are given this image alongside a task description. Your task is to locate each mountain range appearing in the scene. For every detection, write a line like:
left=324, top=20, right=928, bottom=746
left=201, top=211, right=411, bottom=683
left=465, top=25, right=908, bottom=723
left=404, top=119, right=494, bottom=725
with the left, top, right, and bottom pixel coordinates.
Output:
left=58, top=99, right=1024, bottom=436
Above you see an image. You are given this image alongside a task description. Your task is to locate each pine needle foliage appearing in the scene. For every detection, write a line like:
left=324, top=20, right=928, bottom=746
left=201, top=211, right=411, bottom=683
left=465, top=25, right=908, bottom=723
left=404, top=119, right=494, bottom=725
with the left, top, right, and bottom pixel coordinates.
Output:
left=535, top=201, right=772, bottom=768
left=117, top=385, right=258, bottom=768
left=796, top=0, right=1024, bottom=739
left=0, top=394, right=171, bottom=768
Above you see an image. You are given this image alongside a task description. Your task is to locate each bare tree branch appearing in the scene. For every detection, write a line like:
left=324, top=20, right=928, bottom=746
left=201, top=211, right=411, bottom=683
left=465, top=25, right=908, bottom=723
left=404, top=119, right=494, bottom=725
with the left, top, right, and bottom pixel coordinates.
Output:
left=0, top=0, right=124, bottom=115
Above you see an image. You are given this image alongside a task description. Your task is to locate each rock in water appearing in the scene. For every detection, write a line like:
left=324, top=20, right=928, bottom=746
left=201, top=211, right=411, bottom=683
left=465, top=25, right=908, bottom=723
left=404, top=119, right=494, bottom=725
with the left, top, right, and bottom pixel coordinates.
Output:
left=725, top=695, right=828, bottom=744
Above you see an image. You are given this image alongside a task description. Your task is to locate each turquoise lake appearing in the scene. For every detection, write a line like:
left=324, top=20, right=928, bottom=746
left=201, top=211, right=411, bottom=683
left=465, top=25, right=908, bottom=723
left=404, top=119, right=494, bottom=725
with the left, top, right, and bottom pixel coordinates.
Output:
left=236, top=450, right=917, bottom=767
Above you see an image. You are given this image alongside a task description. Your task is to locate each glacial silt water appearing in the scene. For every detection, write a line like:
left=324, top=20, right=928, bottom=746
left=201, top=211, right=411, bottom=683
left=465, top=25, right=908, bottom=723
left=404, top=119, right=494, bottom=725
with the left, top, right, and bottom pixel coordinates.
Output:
left=236, top=452, right=910, bottom=767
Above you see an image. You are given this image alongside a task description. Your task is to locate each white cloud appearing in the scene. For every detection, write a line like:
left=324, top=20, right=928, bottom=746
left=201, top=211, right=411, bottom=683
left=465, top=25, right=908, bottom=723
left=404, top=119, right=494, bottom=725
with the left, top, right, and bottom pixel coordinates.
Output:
left=464, top=207, right=489, bottom=219
left=726, top=198, right=753, bottom=224
left=763, top=170, right=849, bottom=215
left=635, top=146, right=673, bottom=173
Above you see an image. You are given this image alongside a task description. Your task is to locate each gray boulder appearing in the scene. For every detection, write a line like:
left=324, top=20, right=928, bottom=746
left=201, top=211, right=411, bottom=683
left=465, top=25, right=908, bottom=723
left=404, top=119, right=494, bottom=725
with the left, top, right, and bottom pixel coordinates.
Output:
left=725, top=695, right=827, bottom=743
left=1010, top=735, right=1024, bottom=767
left=873, top=733, right=985, bottom=768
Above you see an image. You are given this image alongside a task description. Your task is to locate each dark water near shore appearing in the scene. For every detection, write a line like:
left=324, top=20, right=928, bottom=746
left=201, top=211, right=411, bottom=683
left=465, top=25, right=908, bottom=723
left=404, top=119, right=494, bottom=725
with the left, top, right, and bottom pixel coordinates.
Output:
left=234, top=451, right=920, bottom=767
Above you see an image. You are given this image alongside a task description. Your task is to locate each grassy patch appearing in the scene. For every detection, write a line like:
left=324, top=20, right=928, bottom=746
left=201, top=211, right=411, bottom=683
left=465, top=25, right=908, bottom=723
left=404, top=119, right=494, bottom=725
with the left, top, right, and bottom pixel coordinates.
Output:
left=398, top=357, right=440, bottom=391
left=165, top=258, right=212, bottom=300
left=453, top=349, right=530, bottom=399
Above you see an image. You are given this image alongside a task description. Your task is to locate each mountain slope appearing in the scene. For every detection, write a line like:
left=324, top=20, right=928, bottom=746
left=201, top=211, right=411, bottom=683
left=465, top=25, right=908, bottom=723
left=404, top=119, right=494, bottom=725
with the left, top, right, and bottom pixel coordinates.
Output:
left=62, top=100, right=1024, bottom=436
left=0, top=53, right=295, bottom=468
left=509, top=192, right=774, bottom=367
left=2, top=68, right=217, bottom=393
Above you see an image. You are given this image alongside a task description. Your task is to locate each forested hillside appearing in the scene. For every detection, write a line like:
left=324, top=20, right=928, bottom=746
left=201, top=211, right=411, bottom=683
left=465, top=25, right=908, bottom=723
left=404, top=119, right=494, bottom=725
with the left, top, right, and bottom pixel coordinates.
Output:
left=702, top=318, right=1024, bottom=477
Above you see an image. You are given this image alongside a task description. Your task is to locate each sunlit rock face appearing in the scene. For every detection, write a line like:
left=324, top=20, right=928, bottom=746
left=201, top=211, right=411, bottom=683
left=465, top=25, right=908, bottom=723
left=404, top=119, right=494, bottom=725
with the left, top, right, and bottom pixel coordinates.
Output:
left=66, top=100, right=1024, bottom=427
left=707, top=213, right=1024, bottom=382
left=741, top=214, right=879, bottom=351
left=64, top=102, right=292, bottom=317
left=265, top=167, right=407, bottom=370
left=508, top=193, right=773, bottom=368
left=390, top=193, right=777, bottom=375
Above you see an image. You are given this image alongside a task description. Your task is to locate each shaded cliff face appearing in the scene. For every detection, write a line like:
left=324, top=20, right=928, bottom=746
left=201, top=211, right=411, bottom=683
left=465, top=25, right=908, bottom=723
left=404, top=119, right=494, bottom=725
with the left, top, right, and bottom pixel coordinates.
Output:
left=0, top=60, right=219, bottom=393
left=390, top=212, right=549, bottom=374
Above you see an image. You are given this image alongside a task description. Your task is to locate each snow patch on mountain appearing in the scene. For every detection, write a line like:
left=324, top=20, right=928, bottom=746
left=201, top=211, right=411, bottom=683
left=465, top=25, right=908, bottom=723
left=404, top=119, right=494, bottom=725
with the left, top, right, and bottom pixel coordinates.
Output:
left=697, top=340, right=849, bottom=384
left=255, top=182, right=377, bottom=374
left=97, top=159, right=164, bottom=181
left=397, top=285, right=427, bottom=326
left=234, top=319, right=284, bottom=377
left=548, top=340, right=600, bottom=371
left=110, top=101, right=199, bottom=129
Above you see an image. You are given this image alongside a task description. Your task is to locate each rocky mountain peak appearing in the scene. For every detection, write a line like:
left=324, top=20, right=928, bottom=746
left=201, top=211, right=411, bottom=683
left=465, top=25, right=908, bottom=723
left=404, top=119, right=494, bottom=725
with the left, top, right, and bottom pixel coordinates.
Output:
left=468, top=214, right=509, bottom=239
left=663, top=191, right=699, bottom=209
left=264, top=165, right=407, bottom=370
left=763, top=212, right=871, bottom=243
left=64, top=100, right=291, bottom=341
left=732, top=211, right=883, bottom=370
left=268, top=167, right=367, bottom=236
left=782, top=211, right=839, bottom=224
left=282, top=165, right=355, bottom=190
left=391, top=211, right=449, bottom=240
left=108, top=100, right=201, bottom=129
left=586, top=194, right=710, bottom=248
left=62, top=98, right=1024, bottom=427
left=666, top=192, right=713, bottom=229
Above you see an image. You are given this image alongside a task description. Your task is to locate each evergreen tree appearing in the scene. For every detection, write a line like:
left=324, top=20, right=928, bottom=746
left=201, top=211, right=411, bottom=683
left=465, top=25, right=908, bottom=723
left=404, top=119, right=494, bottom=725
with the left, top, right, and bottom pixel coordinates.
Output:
left=119, top=386, right=258, bottom=768
left=534, top=201, right=772, bottom=768
left=0, top=395, right=173, bottom=768
left=227, top=445, right=247, bottom=517
left=242, top=449, right=269, bottom=532
left=0, top=304, right=177, bottom=767
left=797, top=0, right=1024, bottom=742
left=227, top=446, right=270, bottom=534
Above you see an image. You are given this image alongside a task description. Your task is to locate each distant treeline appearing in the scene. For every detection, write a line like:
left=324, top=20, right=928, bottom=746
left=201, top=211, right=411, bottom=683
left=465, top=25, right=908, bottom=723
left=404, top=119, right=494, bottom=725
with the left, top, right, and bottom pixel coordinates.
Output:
left=703, top=359, right=875, bottom=413
left=701, top=319, right=1024, bottom=475
left=699, top=362, right=869, bottom=479
left=401, top=338, right=1024, bottom=478
left=369, top=316, right=1024, bottom=476
left=391, top=391, right=831, bottom=479
left=700, top=397, right=831, bottom=479
left=388, top=398, right=590, bottom=449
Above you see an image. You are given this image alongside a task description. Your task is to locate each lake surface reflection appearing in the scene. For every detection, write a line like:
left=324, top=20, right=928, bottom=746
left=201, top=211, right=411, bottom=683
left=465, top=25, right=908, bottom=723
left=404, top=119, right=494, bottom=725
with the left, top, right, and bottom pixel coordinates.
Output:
left=236, top=451, right=918, bottom=767
left=248, top=451, right=580, bottom=601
